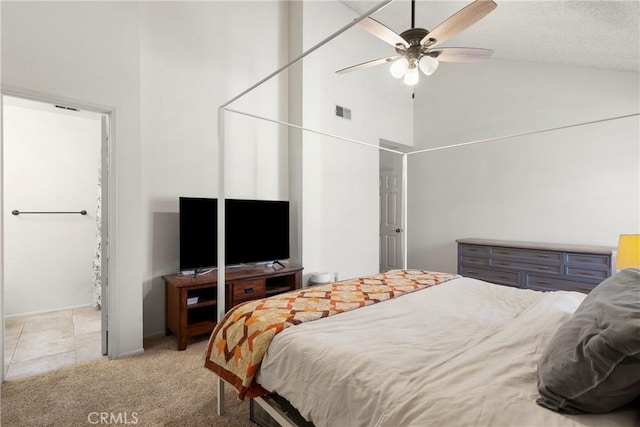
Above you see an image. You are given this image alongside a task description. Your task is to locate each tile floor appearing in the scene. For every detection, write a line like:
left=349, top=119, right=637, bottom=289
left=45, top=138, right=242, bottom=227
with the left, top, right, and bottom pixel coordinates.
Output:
left=4, top=305, right=104, bottom=380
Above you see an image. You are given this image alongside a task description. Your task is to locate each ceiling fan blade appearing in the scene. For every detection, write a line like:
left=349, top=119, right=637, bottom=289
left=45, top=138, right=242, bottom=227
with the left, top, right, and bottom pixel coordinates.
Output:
left=336, top=56, right=399, bottom=74
left=421, top=0, right=497, bottom=48
left=359, top=17, right=409, bottom=49
left=429, top=47, right=494, bottom=63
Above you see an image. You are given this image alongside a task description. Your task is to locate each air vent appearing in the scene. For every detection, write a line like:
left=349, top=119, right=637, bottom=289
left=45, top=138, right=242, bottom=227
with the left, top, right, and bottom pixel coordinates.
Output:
left=335, top=105, right=351, bottom=120
left=55, top=105, right=79, bottom=112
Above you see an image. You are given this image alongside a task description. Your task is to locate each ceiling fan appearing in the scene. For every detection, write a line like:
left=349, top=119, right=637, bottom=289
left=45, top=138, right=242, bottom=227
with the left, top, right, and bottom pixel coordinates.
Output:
left=337, top=0, right=497, bottom=86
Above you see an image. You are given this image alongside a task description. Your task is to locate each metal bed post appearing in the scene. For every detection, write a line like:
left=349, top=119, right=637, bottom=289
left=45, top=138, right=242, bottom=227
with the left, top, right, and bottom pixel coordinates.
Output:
left=407, top=113, right=640, bottom=157
left=223, top=109, right=404, bottom=157
left=216, top=106, right=226, bottom=416
left=212, top=0, right=401, bottom=417
left=402, top=153, right=408, bottom=270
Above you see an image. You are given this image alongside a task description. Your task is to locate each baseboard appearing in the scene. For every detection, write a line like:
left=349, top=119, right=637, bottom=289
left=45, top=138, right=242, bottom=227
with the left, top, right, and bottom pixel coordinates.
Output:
left=4, top=302, right=96, bottom=319
left=143, top=330, right=166, bottom=339
left=114, top=347, right=144, bottom=359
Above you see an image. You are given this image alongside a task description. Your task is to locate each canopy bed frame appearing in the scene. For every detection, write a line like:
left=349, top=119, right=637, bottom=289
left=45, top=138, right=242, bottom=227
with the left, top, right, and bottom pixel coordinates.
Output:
left=212, top=0, right=639, bottom=423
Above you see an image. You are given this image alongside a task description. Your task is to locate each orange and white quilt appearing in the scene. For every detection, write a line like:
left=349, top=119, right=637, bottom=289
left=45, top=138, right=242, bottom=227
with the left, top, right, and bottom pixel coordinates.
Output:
left=204, top=269, right=458, bottom=399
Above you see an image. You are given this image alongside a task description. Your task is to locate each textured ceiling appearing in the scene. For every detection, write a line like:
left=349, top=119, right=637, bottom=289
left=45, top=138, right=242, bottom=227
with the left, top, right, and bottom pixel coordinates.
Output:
left=341, top=0, right=640, bottom=72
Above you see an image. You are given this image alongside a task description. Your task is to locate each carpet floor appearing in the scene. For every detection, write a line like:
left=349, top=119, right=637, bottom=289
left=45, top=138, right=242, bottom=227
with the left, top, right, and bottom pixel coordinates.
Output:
left=1, top=335, right=255, bottom=426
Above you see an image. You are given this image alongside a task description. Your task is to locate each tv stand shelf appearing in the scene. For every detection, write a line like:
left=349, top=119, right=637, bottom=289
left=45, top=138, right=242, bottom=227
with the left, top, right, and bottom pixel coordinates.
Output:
left=164, top=264, right=303, bottom=350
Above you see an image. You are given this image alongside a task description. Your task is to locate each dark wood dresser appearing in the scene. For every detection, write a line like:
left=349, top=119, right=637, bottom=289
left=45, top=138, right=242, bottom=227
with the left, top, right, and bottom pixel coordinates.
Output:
left=164, top=264, right=303, bottom=350
left=456, top=238, right=616, bottom=293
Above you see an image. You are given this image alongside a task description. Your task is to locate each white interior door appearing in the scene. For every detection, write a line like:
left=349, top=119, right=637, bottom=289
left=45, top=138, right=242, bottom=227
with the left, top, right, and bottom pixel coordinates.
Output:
left=3, top=96, right=101, bottom=315
left=380, top=169, right=404, bottom=272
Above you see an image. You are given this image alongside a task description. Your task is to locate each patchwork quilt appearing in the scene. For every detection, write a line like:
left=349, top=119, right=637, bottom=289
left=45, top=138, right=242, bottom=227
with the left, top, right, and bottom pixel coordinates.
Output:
left=204, top=269, right=458, bottom=399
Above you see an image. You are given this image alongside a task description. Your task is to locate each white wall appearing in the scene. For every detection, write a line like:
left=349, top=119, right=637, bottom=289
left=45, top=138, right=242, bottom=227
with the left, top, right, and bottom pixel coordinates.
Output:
left=1, top=1, right=290, bottom=343
left=3, top=97, right=100, bottom=315
left=296, top=0, right=413, bottom=282
left=139, top=1, right=288, bottom=336
left=408, top=60, right=640, bottom=273
left=288, top=1, right=304, bottom=269
left=1, top=1, right=143, bottom=357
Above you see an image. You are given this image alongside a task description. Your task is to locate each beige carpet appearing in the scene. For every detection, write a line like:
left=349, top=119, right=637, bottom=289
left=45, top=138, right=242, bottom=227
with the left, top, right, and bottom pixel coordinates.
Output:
left=1, top=335, right=255, bottom=426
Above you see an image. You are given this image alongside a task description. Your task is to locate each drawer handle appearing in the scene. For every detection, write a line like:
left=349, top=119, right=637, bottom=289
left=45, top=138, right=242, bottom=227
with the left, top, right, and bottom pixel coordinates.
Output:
left=497, top=251, right=510, bottom=255
left=536, top=254, right=550, bottom=258
left=497, top=275, right=511, bottom=279
left=536, top=265, right=549, bottom=270
left=497, top=261, right=509, bottom=266
left=577, top=258, right=591, bottom=262
left=467, top=248, right=478, bottom=252
left=577, top=287, right=592, bottom=292
left=244, top=287, right=255, bottom=294
left=577, top=272, right=593, bottom=276
left=536, top=280, right=551, bottom=285
left=467, top=270, right=479, bottom=274
left=468, top=258, right=479, bottom=262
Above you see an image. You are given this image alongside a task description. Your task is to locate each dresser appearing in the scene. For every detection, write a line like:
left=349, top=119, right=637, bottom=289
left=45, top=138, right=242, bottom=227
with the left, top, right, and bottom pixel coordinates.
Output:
left=456, top=238, right=616, bottom=293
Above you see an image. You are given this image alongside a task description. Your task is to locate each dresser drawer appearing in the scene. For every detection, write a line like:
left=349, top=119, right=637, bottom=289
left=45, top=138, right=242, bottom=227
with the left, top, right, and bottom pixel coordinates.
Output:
left=566, top=253, right=611, bottom=268
left=232, top=279, right=266, bottom=302
left=461, top=266, right=520, bottom=288
left=491, top=247, right=563, bottom=263
left=460, top=244, right=489, bottom=257
left=565, top=267, right=608, bottom=281
left=460, top=255, right=488, bottom=266
left=490, top=259, right=562, bottom=275
left=525, top=275, right=596, bottom=293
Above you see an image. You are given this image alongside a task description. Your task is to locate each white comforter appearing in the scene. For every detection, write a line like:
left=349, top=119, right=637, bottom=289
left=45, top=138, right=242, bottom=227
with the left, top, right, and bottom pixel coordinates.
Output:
left=255, top=277, right=640, bottom=427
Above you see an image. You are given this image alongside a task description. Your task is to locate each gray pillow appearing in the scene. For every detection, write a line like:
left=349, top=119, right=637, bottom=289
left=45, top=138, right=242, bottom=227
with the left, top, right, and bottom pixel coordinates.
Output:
left=537, top=268, right=640, bottom=414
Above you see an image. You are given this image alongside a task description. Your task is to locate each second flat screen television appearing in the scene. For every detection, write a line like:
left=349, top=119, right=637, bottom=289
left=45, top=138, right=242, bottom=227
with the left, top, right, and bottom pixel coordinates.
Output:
left=179, top=197, right=289, bottom=271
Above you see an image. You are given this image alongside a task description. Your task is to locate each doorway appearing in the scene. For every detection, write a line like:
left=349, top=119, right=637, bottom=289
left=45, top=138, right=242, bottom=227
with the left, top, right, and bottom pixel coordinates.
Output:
left=379, top=138, right=412, bottom=272
left=2, top=95, right=109, bottom=379
left=380, top=168, right=404, bottom=272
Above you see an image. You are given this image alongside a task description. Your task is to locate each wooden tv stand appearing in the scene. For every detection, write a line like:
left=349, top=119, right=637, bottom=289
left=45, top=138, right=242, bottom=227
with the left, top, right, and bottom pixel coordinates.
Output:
left=164, top=264, right=302, bottom=350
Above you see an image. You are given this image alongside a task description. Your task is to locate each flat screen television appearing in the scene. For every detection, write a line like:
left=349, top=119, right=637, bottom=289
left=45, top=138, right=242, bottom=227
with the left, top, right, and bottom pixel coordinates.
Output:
left=179, top=197, right=218, bottom=272
left=179, top=197, right=290, bottom=271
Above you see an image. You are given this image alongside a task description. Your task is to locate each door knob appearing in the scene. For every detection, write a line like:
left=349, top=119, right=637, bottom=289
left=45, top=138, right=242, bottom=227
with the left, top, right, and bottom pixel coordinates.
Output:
left=395, top=228, right=403, bottom=233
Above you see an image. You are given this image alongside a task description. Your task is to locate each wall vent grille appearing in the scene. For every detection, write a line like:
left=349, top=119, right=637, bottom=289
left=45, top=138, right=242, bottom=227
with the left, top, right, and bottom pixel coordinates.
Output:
left=335, top=105, right=351, bottom=120
left=55, top=105, right=79, bottom=112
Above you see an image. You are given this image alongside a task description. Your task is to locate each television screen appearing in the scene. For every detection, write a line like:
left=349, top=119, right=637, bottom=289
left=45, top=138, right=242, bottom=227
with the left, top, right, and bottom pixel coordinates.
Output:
left=179, top=197, right=289, bottom=271
left=179, top=197, right=218, bottom=271
left=226, top=199, right=290, bottom=265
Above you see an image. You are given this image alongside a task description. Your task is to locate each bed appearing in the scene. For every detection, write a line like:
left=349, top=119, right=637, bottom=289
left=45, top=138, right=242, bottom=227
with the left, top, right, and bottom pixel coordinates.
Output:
left=205, top=269, right=640, bottom=427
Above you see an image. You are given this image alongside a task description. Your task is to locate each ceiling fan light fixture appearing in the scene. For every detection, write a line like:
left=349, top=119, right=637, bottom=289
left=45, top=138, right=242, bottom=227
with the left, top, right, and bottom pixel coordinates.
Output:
left=403, top=65, right=419, bottom=86
left=335, top=0, right=496, bottom=85
left=390, top=58, right=409, bottom=79
left=419, top=56, right=439, bottom=76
